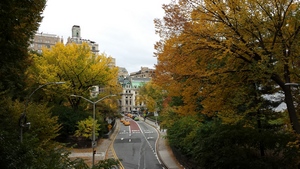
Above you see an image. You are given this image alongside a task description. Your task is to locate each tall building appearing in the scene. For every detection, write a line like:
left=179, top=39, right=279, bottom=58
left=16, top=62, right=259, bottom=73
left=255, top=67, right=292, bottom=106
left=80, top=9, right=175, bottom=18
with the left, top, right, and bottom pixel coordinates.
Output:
left=66, top=25, right=99, bottom=54
left=29, top=32, right=62, bottom=53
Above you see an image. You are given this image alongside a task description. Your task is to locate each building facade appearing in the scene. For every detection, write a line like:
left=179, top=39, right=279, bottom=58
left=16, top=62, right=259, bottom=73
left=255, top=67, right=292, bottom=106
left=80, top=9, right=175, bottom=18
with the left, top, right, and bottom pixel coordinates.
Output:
left=118, top=76, right=151, bottom=114
left=130, top=67, right=155, bottom=78
left=29, top=32, right=62, bottom=53
left=118, top=67, right=152, bottom=114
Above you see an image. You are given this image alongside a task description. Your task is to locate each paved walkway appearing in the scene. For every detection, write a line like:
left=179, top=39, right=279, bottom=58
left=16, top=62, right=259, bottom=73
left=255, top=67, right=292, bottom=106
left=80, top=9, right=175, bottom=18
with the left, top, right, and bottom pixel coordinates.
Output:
left=70, top=118, right=184, bottom=169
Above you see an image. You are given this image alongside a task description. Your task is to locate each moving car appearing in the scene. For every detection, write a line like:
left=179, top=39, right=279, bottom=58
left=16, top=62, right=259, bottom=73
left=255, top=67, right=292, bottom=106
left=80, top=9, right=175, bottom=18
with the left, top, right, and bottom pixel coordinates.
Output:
left=123, top=120, right=130, bottom=126
left=127, top=113, right=133, bottom=118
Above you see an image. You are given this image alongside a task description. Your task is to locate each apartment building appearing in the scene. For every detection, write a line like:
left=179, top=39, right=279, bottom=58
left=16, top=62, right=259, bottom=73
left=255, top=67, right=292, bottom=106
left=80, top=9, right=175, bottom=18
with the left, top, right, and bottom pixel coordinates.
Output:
left=29, top=32, right=62, bottom=53
left=130, top=66, right=155, bottom=78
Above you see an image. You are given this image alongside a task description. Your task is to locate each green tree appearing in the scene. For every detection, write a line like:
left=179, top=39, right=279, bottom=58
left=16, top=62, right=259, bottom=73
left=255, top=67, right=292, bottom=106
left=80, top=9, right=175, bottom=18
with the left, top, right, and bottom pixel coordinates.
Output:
left=168, top=118, right=300, bottom=169
left=0, top=97, right=87, bottom=168
left=92, top=158, right=121, bottom=169
left=0, top=0, right=46, bottom=97
left=52, top=106, right=89, bottom=138
left=193, top=122, right=300, bottom=169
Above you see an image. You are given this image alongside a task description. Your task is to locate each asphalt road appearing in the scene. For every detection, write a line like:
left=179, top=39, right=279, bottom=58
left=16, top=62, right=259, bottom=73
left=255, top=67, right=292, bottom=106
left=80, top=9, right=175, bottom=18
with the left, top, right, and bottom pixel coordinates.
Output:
left=113, top=117, right=163, bottom=169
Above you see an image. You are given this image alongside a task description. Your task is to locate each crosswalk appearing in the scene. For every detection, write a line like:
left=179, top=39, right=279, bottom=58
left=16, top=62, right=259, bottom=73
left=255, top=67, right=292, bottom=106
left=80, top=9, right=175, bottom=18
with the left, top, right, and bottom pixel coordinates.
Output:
left=118, top=129, right=154, bottom=134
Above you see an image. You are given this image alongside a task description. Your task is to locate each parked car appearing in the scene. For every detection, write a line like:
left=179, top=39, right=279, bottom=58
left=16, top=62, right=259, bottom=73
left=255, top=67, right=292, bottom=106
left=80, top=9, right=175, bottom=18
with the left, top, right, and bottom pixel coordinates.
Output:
left=134, top=116, right=139, bottom=121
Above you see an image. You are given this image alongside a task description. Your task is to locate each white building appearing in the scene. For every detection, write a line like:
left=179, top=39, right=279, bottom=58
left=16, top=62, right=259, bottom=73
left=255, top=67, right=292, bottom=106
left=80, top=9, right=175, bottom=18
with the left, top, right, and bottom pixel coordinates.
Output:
left=118, top=75, right=151, bottom=113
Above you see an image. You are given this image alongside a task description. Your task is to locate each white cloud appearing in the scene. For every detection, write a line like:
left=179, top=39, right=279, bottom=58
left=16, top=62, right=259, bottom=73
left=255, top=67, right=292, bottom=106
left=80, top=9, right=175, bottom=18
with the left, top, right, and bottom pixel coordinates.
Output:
left=38, top=0, right=168, bottom=73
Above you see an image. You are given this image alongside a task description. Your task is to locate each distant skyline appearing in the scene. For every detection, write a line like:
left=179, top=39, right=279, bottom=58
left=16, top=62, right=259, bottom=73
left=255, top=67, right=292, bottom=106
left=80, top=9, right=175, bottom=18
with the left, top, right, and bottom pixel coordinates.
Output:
left=38, top=0, right=169, bottom=73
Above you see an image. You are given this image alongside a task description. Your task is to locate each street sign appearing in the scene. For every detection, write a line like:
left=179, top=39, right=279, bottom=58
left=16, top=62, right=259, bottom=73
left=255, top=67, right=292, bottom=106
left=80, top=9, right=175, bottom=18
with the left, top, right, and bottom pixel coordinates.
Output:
left=106, top=117, right=112, bottom=124
left=92, top=141, right=97, bottom=148
left=154, top=112, right=158, bottom=116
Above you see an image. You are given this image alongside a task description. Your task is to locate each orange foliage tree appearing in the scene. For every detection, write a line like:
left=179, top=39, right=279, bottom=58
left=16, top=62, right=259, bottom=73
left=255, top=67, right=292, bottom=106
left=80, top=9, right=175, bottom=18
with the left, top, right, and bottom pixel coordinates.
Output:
left=154, top=0, right=300, bottom=132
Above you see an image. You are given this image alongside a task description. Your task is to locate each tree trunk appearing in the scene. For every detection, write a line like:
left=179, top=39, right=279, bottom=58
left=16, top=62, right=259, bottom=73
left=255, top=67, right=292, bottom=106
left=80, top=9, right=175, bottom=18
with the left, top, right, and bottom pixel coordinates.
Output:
left=284, top=86, right=300, bottom=134
left=272, top=74, right=300, bottom=134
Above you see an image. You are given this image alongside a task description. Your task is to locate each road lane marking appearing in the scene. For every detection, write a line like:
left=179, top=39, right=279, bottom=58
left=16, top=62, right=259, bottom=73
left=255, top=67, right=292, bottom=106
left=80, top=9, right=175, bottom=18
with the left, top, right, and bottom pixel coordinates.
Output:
left=132, top=130, right=141, bottom=133
left=143, top=120, right=164, bottom=166
left=144, top=130, right=154, bottom=133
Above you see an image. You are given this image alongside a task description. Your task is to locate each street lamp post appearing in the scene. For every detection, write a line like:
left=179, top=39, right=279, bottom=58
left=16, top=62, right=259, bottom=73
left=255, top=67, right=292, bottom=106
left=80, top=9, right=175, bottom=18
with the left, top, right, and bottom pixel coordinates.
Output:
left=19, top=82, right=65, bottom=143
left=285, top=83, right=300, bottom=86
left=70, top=94, right=116, bottom=167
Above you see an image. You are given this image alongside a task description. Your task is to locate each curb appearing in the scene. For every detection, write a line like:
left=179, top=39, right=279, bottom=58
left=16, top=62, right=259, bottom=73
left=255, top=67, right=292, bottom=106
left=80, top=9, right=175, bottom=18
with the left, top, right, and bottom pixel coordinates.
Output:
left=142, top=118, right=168, bottom=169
left=144, top=117, right=184, bottom=169
left=104, top=119, right=125, bottom=169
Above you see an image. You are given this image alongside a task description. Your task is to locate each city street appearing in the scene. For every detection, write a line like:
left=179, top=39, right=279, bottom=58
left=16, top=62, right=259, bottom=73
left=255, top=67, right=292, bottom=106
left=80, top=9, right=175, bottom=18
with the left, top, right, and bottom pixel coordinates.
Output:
left=113, top=117, right=163, bottom=169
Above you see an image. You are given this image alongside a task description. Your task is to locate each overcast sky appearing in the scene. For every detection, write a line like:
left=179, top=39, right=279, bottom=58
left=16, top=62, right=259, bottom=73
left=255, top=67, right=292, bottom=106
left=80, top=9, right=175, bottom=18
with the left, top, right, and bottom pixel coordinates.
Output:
left=38, top=0, right=169, bottom=73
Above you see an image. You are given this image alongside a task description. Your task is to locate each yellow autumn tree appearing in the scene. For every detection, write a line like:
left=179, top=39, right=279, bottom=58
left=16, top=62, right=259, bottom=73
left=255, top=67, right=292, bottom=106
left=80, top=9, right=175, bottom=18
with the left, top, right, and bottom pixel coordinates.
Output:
left=27, top=42, right=120, bottom=108
left=138, top=81, right=165, bottom=112
left=154, top=0, right=300, bottom=132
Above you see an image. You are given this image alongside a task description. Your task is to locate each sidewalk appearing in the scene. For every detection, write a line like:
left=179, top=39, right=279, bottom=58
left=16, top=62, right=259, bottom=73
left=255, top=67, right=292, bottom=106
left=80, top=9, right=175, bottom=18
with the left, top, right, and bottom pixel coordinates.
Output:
left=70, top=118, right=184, bottom=169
